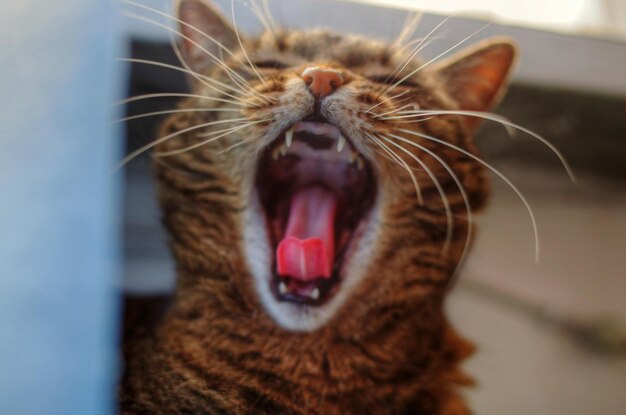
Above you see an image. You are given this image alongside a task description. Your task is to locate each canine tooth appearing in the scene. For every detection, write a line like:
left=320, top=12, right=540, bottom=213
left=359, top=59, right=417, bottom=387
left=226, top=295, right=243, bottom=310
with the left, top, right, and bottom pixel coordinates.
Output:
left=337, top=135, right=346, bottom=153
left=349, top=151, right=357, bottom=163
left=285, top=127, right=294, bottom=147
left=272, top=147, right=280, bottom=160
left=356, top=156, right=364, bottom=170
left=280, top=144, right=288, bottom=156
left=311, top=288, right=320, bottom=300
left=279, top=281, right=287, bottom=295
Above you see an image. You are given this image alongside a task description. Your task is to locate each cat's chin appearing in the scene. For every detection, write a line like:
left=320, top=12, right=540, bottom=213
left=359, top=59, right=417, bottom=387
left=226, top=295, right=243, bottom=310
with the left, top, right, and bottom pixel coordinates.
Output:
left=245, top=117, right=380, bottom=331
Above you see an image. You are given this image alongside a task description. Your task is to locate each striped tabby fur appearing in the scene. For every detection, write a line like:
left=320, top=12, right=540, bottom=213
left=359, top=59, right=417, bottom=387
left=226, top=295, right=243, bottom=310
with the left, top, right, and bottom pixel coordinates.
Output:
left=121, top=1, right=517, bottom=413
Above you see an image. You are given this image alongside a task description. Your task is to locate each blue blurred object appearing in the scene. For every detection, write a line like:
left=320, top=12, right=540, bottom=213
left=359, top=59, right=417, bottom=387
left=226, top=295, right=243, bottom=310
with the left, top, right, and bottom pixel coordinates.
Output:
left=0, top=1, right=124, bottom=414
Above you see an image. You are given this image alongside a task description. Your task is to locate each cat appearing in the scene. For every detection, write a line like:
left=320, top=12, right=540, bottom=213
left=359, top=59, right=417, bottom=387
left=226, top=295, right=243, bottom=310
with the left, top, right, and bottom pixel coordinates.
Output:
left=120, top=0, right=518, bottom=413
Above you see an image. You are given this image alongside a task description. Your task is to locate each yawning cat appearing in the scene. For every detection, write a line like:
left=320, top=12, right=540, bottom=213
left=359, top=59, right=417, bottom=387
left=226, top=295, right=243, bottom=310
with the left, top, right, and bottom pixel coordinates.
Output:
left=121, top=0, right=519, bottom=413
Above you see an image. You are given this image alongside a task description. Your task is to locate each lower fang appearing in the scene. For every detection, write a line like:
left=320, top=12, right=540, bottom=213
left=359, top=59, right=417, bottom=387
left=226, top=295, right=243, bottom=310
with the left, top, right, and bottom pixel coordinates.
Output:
left=311, top=288, right=320, bottom=300
left=279, top=281, right=287, bottom=295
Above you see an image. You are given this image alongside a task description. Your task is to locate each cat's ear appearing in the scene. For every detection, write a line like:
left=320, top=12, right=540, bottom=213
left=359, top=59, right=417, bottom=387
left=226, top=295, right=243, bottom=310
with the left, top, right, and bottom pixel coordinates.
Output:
left=176, top=0, right=240, bottom=72
left=431, top=38, right=517, bottom=130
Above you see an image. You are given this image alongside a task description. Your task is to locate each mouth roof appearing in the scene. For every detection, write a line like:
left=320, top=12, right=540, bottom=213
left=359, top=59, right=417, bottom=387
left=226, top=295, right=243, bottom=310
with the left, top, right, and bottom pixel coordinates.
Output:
left=256, top=119, right=376, bottom=306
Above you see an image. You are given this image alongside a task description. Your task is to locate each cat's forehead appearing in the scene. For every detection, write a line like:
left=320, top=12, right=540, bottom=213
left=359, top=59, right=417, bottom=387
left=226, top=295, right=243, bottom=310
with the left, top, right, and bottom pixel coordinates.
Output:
left=252, top=29, right=405, bottom=69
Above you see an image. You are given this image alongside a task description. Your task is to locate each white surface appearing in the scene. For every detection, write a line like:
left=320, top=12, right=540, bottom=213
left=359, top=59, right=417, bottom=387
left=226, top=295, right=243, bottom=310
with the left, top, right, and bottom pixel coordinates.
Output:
left=349, top=0, right=626, bottom=39
left=447, top=164, right=626, bottom=415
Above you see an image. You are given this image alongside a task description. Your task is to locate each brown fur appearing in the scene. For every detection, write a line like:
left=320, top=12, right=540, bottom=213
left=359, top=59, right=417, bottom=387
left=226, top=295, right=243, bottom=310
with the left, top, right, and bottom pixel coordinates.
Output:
left=121, top=1, right=516, bottom=413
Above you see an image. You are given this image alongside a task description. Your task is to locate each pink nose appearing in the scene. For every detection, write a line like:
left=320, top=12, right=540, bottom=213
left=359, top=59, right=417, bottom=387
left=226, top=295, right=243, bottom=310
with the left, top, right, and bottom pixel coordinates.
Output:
left=301, top=66, right=344, bottom=99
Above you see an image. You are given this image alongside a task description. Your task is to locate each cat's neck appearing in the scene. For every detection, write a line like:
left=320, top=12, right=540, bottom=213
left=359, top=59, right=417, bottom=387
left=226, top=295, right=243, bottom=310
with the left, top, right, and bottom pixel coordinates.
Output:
left=128, top=275, right=473, bottom=414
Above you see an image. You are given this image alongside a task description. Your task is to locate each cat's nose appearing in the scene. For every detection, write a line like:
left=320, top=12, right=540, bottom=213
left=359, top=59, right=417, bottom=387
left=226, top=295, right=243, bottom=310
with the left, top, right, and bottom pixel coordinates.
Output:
left=301, top=66, right=344, bottom=99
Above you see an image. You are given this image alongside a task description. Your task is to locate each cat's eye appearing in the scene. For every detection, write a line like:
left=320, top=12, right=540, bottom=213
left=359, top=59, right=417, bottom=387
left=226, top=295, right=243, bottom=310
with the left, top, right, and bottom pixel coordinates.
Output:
left=368, top=74, right=417, bottom=87
left=252, top=60, right=288, bottom=70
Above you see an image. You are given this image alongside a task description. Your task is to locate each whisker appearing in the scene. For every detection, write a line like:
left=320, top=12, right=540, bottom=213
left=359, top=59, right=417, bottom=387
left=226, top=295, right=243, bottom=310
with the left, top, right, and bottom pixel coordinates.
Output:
left=124, top=0, right=266, bottom=99
left=365, top=90, right=410, bottom=113
left=196, top=118, right=255, bottom=137
left=415, top=143, right=474, bottom=287
left=379, top=116, right=435, bottom=125
left=122, top=11, right=261, bottom=100
left=396, top=110, right=577, bottom=182
left=118, top=58, right=247, bottom=102
left=116, top=92, right=248, bottom=107
left=366, top=133, right=424, bottom=206
left=378, top=15, right=457, bottom=96
left=157, top=119, right=267, bottom=156
left=123, top=0, right=235, bottom=58
left=230, top=0, right=268, bottom=87
left=397, top=127, right=540, bottom=262
left=379, top=134, right=453, bottom=253
left=384, top=25, right=453, bottom=88
left=115, top=107, right=241, bottom=124
left=401, top=138, right=474, bottom=286
left=371, top=103, right=420, bottom=119
left=392, top=11, right=422, bottom=48
left=260, top=0, right=279, bottom=32
left=249, top=0, right=277, bottom=35
left=114, top=117, right=251, bottom=169
left=384, top=22, right=491, bottom=95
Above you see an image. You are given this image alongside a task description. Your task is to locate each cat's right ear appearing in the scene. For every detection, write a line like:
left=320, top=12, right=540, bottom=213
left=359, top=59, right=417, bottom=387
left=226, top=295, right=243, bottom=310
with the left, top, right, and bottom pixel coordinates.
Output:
left=176, top=0, right=239, bottom=72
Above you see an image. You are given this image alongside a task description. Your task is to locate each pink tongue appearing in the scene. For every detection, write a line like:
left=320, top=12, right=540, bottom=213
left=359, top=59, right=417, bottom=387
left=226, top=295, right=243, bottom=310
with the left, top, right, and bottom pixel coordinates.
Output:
left=277, top=187, right=337, bottom=281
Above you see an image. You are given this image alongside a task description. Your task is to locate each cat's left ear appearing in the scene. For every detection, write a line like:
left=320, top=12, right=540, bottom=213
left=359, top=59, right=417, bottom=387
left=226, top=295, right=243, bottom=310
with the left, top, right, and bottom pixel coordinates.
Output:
left=431, top=38, right=517, bottom=130
left=176, top=0, right=241, bottom=72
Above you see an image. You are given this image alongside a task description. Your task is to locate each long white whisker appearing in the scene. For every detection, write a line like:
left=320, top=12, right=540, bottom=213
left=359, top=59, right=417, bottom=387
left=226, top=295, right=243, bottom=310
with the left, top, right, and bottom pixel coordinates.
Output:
left=260, top=0, right=279, bottom=32
left=378, top=110, right=514, bottom=135
left=123, top=0, right=235, bottom=58
left=116, top=92, right=247, bottom=107
left=386, top=22, right=491, bottom=93
left=380, top=15, right=457, bottom=94
left=157, top=119, right=266, bottom=156
left=122, top=11, right=259, bottom=98
left=126, top=0, right=267, bottom=100
left=249, top=0, right=273, bottom=33
left=393, top=12, right=422, bottom=47
left=231, top=0, right=268, bottom=87
left=117, top=58, right=250, bottom=100
left=165, top=19, right=248, bottom=102
left=365, top=90, right=410, bottom=113
left=115, top=117, right=250, bottom=169
left=397, top=110, right=577, bottom=182
left=402, top=139, right=473, bottom=287
left=371, top=103, right=420, bottom=118
left=366, top=133, right=424, bottom=205
left=196, top=118, right=254, bottom=136
left=380, top=134, right=453, bottom=253
left=115, top=107, right=240, bottom=124
left=398, top=127, right=540, bottom=262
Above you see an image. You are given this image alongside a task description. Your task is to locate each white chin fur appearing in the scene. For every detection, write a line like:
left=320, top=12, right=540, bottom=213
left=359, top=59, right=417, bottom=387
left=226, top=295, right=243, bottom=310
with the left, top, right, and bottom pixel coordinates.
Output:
left=243, top=191, right=381, bottom=332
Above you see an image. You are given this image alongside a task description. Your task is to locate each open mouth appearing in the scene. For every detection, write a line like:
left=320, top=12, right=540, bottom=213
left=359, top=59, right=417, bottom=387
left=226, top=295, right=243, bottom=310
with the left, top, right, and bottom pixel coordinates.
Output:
left=255, top=117, right=376, bottom=307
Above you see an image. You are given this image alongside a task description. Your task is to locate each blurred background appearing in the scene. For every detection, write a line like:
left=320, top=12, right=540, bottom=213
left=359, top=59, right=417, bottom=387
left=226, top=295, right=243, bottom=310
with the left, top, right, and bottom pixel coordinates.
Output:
left=1, top=0, right=624, bottom=414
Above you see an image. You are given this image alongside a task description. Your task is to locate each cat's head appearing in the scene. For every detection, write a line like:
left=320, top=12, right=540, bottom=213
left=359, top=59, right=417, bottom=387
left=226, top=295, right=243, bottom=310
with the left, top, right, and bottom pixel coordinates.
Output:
left=155, top=0, right=516, bottom=332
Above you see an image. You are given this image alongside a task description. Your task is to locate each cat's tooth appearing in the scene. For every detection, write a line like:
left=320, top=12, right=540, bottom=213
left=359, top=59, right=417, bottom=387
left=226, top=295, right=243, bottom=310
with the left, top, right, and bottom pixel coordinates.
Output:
left=356, top=156, right=364, bottom=170
left=311, top=288, right=320, bottom=300
left=348, top=150, right=357, bottom=163
left=337, top=135, right=346, bottom=153
left=272, top=146, right=281, bottom=160
left=279, top=281, right=288, bottom=295
left=280, top=144, right=288, bottom=156
left=285, top=127, right=294, bottom=148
